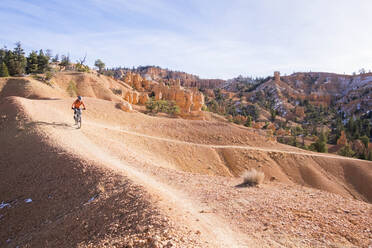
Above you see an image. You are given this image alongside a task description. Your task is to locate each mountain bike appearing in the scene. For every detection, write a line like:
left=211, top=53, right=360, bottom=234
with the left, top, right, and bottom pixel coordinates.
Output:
left=73, top=108, right=85, bottom=129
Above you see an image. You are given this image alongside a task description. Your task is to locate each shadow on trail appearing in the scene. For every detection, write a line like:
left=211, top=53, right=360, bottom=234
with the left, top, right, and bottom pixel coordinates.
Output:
left=235, top=182, right=257, bottom=188
left=28, top=121, right=77, bottom=130
left=28, top=96, right=63, bottom=100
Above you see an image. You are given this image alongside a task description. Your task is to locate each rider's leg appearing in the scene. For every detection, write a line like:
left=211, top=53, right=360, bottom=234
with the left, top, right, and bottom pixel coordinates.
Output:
left=77, top=109, right=81, bottom=121
left=74, top=109, right=78, bottom=124
left=76, top=109, right=82, bottom=127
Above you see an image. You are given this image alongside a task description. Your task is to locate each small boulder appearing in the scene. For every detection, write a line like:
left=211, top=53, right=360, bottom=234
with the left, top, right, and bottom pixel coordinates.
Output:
left=116, top=101, right=133, bottom=112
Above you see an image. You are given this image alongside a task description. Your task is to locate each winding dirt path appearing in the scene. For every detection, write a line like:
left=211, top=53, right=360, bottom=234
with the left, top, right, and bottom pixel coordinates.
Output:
left=21, top=98, right=258, bottom=247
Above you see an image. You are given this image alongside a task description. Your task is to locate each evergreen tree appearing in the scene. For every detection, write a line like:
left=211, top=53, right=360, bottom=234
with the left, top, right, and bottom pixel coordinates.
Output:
left=52, top=54, right=59, bottom=63
left=310, top=131, right=328, bottom=153
left=368, top=151, right=372, bottom=161
left=338, top=145, right=355, bottom=157
left=0, top=47, right=6, bottom=63
left=46, top=49, right=53, bottom=60
left=12, top=42, right=26, bottom=75
left=37, top=49, right=49, bottom=73
left=244, top=115, right=252, bottom=127
left=359, top=135, right=369, bottom=148
left=270, top=109, right=277, bottom=122
left=5, top=50, right=17, bottom=75
left=26, top=51, right=38, bottom=74
left=0, top=62, right=9, bottom=77
left=94, top=59, right=105, bottom=73
left=60, top=54, right=70, bottom=67
left=4, top=42, right=26, bottom=76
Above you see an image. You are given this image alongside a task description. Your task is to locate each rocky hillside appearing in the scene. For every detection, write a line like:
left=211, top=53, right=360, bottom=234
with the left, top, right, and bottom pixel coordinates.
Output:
left=222, top=72, right=372, bottom=118
left=201, top=71, right=372, bottom=160
left=108, top=66, right=226, bottom=89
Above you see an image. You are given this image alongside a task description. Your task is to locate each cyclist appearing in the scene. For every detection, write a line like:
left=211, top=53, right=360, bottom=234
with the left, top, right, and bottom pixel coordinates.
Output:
left=71, top=96, right=86, bottom=125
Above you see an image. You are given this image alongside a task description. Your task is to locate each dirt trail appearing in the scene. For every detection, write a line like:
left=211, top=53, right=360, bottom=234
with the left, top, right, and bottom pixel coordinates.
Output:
left=19, top=98, right=257, bottom=247
left=4, top=97, right=372, bottom=247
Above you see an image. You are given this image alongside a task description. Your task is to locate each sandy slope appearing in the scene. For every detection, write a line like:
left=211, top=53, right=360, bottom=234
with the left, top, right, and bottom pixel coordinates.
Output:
left=1, top=95, right=371, bottom=247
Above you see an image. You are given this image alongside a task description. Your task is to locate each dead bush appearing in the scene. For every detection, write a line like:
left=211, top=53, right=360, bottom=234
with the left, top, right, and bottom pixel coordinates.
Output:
left=242, top=169, right=264, bottom=186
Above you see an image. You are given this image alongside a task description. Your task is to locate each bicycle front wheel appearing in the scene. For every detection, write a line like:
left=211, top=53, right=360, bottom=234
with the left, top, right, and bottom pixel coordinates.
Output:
left=77, top=116, right=81, bottom=129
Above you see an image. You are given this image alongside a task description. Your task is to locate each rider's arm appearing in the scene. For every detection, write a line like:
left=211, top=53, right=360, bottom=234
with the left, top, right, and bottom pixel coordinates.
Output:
left=82, top=102, right=86, bottom=109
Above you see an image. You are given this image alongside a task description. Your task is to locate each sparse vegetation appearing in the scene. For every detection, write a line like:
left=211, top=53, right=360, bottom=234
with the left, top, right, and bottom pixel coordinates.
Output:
left=146, top=99, right=180, bottom=116
left=75, top=63, right=90, bottom=72
left=241, top=169, right=265, bottom=186
left=67, top=80, right=78, bottom=97
left=309, top=132, right=328, bottom=153
left=31, top=71, right=55, bottom=86
left=45, top=71, right=54, bottom=81
left=95, top=59, right=105, bottom=73
left=111, top=88, right=122, bottom=95
left=338, top=145, right=355, bottom=157
left=0, top=62, right=9, bottom=77
left=59, top=54, right=70, bottom=67
left=244, top=115, right=252, bottom=127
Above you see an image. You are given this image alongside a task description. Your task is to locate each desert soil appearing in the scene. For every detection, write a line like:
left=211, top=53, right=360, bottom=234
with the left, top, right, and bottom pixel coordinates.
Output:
left=1, top=96, right=371, bottom=248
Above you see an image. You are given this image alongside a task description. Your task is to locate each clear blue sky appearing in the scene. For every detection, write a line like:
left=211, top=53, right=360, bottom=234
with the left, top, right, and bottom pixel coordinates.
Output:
left=1, top=0, right=371, bottom=79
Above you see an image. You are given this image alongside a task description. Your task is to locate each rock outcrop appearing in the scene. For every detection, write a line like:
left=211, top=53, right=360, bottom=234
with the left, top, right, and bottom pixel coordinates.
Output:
left=139, top=93, right=150, bottom=105
left=151, top=82, right=204, bottom=115
left=132, top=92, right=139, bottom=105
left=120, top=72, right=205, bottom=116
left=110, top=66, right=225, bottom=89
left=274, top=71, right=280, bottom=83
left=116, top=101, right=133, bottom=112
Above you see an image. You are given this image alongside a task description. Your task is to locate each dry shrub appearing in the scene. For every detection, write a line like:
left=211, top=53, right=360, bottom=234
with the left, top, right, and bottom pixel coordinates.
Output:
left=97, top=183, right=105, bottom=194
left=111, top=88, right=122, bottom=95
left=242, top=169, right=265, bottom=186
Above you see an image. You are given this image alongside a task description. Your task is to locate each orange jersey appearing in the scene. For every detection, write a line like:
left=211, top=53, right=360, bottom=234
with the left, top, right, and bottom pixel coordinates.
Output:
left=72, top=99, right=86, bottom=109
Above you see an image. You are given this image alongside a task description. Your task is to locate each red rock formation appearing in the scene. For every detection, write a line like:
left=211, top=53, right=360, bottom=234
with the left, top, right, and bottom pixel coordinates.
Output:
left=337, top=131, right=348, bottom=146
left=121, top=72, right=205, bottom=116
left=139, top=93, right=150, bottom=105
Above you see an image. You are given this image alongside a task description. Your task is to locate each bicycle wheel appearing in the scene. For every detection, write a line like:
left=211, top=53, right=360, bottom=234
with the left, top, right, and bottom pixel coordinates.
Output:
left=77, top=116, right=81, bottom=129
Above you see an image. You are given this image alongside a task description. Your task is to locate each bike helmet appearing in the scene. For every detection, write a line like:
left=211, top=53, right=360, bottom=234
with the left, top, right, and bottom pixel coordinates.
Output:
left=78, top=96, right=82, bottom=100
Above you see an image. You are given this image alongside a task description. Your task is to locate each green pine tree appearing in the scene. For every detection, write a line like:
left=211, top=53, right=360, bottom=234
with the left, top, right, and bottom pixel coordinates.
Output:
left=37, top=49, right=49, bottom=73
left=0, top=62, right=9, bottom=77
left=59, top=54, right=70, bottom=67
left=0, top=47, right=6, bottom=62
left=244, top=115, right=252, bottom=127
left=5, top=50, right=17, bottom=76
left=270, top=109, right=277, bottom=122
left=310, top=131, right=328, bottom=153
left=367, top=151, right=372, bottom=161
left=26, top=51, right=38, bottom=74
left=5, top=42, right=26, bottom=76
left=13, top=42, right=26, bottom=75
left=338, top=145, right=355, bottom=157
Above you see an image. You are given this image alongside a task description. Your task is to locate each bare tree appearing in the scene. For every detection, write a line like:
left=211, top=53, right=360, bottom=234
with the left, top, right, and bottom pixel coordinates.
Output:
left=78, top=53, right=87, bottom=65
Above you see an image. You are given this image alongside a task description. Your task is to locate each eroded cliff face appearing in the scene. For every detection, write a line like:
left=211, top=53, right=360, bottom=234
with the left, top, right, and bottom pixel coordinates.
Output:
left=253, top=72, right=372, bottom=117
left=111, top=66, right=225, bottom=89
left=120, top=72, right=205, bottom=117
